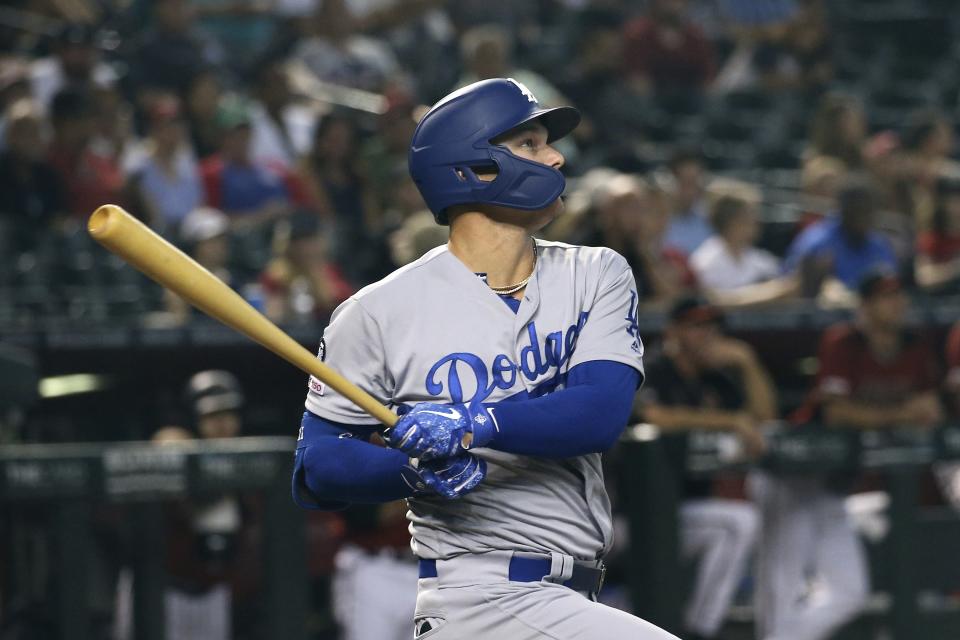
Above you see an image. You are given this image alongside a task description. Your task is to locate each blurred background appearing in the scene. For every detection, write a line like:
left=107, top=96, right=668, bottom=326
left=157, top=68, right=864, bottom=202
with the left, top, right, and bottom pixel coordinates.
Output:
left=2, top=0, right=960, bottom=638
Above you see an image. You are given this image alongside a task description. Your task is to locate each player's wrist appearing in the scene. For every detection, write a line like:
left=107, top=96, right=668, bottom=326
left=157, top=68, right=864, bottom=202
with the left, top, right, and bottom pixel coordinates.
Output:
left=464, top=404, right=497, bottom=450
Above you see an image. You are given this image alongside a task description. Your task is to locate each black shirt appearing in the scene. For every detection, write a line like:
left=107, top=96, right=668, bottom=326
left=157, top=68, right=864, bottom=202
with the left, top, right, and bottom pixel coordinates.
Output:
left=0, top=151, right=66, bottom=249
left=638, top=352, right=745, bottom=499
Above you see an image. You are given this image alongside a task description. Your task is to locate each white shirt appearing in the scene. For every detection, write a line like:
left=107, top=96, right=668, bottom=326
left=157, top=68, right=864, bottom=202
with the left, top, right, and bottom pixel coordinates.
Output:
left=690, top=235, right=780, bottom=290
left=249, top=102, right=317, bottom=171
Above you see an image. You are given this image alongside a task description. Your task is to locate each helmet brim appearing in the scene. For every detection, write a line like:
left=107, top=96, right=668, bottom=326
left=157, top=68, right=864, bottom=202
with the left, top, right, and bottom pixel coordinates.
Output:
left=514, top=105, right=581, bottom=144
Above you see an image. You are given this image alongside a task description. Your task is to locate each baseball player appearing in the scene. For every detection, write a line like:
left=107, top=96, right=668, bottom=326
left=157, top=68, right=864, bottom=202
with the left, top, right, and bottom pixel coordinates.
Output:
left=292, top=78, right=679, bottom=639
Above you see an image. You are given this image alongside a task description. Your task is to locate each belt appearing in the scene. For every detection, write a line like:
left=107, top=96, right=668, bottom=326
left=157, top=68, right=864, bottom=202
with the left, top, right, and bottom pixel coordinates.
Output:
left=418, top=555, right=607, bottom=595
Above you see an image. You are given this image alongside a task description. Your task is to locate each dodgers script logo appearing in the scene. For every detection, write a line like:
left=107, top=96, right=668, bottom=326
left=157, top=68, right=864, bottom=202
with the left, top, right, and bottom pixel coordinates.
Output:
left=426, top=313, right=589, bottom=405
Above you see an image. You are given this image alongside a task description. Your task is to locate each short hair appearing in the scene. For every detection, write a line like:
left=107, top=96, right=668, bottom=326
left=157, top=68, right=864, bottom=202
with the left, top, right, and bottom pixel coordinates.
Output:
left=836, top=173, right=876, bottom=211
left=901, top=108, right=949, bottom=152
left=667, top=147, right=703, bottom=172
left=460, top=24, right=512, bottom=63
left=50, top=87, right=92, bottom=122
left=710, top=194, right=750, bottom=234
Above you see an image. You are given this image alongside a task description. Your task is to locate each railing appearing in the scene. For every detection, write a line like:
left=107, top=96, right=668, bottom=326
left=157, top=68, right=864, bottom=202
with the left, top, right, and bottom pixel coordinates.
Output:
left=0, top=437, right=306, bottom=640
left=619, top=425, right=960, bottom=639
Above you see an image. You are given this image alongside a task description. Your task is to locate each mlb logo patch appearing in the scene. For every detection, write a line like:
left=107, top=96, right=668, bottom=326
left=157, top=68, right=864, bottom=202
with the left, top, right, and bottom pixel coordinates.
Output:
left=308, top=376, right=325, bottom=396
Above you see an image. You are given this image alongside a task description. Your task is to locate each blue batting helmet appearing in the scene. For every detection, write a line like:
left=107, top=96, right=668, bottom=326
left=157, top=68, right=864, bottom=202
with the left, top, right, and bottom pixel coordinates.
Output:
left=409, top=78, right=580, bottom=225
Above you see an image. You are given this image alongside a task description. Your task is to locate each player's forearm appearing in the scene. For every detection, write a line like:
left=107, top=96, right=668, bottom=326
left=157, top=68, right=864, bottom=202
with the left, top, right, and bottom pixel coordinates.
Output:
left=296, top=412, right=418, bottom=505
left=643, top=405, right=744, bottom=432
left=822, top=399, right=901, bottom=429
left=477, top=361, right=641, bottom=458
left=738, top=355, right=778, bottom=422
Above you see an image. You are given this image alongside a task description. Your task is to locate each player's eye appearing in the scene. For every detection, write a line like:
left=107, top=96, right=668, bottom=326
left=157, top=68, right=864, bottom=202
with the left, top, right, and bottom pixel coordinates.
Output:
left=519, top=137, right=537, bottom=149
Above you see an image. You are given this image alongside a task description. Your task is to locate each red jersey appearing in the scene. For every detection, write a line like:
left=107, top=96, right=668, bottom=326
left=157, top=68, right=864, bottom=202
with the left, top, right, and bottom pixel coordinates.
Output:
left=794, top=323, right=940, bottom=423
left=622, top=17, right=715, bottom=92
left=946, top=325, right=960, bottom=413
left=916, top=231, right=960, bottom=263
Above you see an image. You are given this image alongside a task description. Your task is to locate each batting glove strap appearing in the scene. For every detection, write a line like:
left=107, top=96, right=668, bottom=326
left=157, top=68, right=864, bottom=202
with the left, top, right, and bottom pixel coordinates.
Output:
left=418, top=454, right=487, bottom=500
left=384, top=402, right=472, bottom=461
left=464, top=404, right=497, bottom=450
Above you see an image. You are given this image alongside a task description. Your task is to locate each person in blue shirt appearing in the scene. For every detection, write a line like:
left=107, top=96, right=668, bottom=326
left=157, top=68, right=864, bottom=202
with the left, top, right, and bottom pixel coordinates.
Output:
left=783, top=176, right=897, bottom=296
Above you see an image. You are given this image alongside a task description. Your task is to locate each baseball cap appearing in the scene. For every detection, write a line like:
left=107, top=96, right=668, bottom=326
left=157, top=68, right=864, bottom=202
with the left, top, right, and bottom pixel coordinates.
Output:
left=215, top=95, right=253, bottom=131
left=185, top=370, right=244, bottom=417
left=669, top=296, right=724, bottom=326
left=180, top=207, right=229, bottom=244
left=57, top=23, right=97, bottom=47
left=858, top=269, right=902, bottom=300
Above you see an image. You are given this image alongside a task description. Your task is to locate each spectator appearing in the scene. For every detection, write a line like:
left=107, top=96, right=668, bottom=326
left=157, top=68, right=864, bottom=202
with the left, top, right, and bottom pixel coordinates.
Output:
left=896, top=109, right=960, bottom=232
left=757, top=270, right=942, bottom=640
left=806, top=269, right=943, bottom=429
left=248, top=58, right=317, bottom=171
left=184, top=69, right=225, bottom=159
left=805, top=93, right=866, bottom=171
left=200, top=96, right=301, bottom=232
left=937, top=323, right=960, bottom=508
left=361, top=96, right=421, bottom=211
left=636, top=297, right=771, bottom=640
left=690, top=187, right=798, bottom=307
left=783, top=176, right=897, bottom=299
left=145, top=371, right=260, bottom=640
left=797, top=154, right=845, bottom=230
left=915, top=177, right=960, bottom=293
left=289, top=0, right=399, bottom=92
left=131, top=95, right=203, bottom=234
left=300, top=112, right=384, bottom=283
left=181, top=206, right=235, bottom=285
left=388, top=210, right=448, bottom=268
left=30, top=23, right=117, bottom=111
left=622, top=0, right=716, bottom=96
left=456, top=24, right=581, bottom=166
left=259, top=212, right=353, bottom=322
left=193, top=0, right=278, bottom=71
left=133, top=0, right=224, bottom=95
left=457, top=24, right=567, bottom=107
left=947, top=322, right=960, bottom=418
left=593, top=174, right=696, bottom=306
left=154, top=206, right=236, bottom=325
left=0, top=99, right=66, bottom=248
left=783, top=0, right=833, bottom=90
left=662, top=149, right=713, bottom=256
left=560, top=7, right=632, bottom=151
left=46, top=87, right=128, bottom=219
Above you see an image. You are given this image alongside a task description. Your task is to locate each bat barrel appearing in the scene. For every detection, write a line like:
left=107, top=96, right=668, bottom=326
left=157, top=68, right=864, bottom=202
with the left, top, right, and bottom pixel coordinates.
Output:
left=86, top=204, right=398, bottom=427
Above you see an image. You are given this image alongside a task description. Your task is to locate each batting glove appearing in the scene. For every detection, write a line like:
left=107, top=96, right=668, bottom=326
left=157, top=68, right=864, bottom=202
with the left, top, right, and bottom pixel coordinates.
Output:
left=418, top=453, right=487, bottom=500
left=384, top=402, right=497, bottom=461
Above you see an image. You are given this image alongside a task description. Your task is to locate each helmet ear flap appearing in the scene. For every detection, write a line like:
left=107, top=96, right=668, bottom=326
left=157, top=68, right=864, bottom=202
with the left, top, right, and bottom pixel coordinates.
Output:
left=455, top=163, right=500, bottom=183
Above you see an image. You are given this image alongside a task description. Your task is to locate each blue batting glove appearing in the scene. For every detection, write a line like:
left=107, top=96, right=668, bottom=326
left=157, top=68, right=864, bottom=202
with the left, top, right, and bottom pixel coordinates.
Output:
left=384, top=402, right=497, bottom=461
left=418, top=453, right=487, bottom=500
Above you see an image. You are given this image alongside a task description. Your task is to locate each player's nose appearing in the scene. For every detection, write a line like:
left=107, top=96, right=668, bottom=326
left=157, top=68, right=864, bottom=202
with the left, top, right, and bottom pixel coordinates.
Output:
left=544, top=144, right=564, bottom=171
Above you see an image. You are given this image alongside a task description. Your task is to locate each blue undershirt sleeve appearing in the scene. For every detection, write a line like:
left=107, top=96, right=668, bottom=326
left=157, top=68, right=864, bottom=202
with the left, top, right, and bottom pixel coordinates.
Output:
left=479, top=360, right=641, bottom=458
left=292, top=411, right=420, bottom=509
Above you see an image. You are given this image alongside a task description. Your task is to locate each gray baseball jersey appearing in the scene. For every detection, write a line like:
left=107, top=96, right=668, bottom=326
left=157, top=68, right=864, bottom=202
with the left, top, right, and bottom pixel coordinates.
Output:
left=304, top=239, right=644, bottom=561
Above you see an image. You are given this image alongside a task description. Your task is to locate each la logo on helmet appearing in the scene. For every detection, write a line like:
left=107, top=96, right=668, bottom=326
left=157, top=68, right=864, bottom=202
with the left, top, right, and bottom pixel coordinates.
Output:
left=507, top=78, right=537, bottom=104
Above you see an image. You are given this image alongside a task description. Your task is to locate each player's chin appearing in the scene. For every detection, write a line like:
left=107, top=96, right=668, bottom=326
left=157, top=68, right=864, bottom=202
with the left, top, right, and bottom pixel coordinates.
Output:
left=527, top=198, right=564, bottom=230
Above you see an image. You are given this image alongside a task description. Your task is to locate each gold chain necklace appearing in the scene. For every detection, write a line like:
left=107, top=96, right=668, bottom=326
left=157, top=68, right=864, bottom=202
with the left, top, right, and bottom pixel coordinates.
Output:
left=488, top=238, right=537, bottom=295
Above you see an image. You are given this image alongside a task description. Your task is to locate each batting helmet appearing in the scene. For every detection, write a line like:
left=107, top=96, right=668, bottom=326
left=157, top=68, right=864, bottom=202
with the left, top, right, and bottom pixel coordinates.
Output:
left=409, top=78, right=581, bottom=224
left=185, top=370, right=244, bottom=417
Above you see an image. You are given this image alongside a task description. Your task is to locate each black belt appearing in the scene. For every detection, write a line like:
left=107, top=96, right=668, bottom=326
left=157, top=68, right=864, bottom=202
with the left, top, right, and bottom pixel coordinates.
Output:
left=418, top=555, right=607, bottom=596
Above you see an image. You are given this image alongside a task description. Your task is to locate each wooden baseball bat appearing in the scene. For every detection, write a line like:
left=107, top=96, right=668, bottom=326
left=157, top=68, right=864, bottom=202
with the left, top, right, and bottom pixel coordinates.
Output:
left=87, top=204, right=398, bottom=427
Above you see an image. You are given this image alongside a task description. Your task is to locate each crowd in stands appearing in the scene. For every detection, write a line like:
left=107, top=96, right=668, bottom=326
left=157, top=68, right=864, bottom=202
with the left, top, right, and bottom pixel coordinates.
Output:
left=2, top=0, right=960, bottom=329
left=5, top=1, right=960, bottom=639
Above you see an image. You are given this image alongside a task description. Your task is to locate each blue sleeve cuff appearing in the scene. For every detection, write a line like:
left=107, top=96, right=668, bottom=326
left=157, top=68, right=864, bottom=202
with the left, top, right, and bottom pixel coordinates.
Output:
left=292, top=411, right=420, bottom=509
left=476, top=360, right=640, bottom=458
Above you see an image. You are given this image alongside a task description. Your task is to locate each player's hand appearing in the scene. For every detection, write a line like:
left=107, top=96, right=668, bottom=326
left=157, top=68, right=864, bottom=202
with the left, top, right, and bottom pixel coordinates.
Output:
left=732, top=413, right=767, bottom=459
left=702, top=338, right=754, bottom=370
left=418, top=453, right=487, bottom=500
left=384, top=402, right=495, bottom=461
